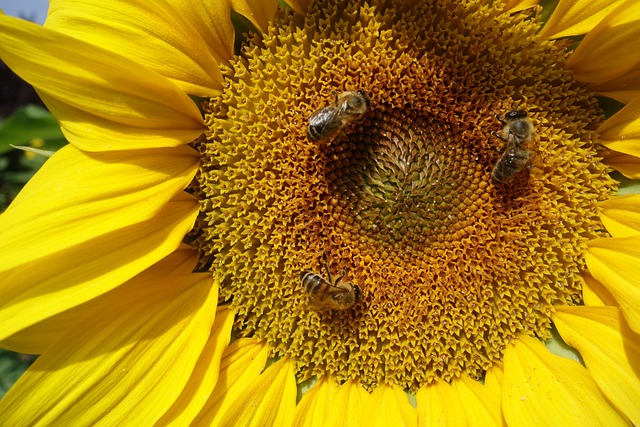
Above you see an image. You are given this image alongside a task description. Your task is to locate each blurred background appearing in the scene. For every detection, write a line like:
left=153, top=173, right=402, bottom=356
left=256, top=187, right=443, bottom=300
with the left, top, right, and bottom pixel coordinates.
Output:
left=0, top=0, right=48, bottom=24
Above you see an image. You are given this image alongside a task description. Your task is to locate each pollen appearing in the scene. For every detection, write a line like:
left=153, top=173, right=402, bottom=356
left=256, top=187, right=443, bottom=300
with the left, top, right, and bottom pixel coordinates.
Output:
left=192, top=0, right=615, bottom=391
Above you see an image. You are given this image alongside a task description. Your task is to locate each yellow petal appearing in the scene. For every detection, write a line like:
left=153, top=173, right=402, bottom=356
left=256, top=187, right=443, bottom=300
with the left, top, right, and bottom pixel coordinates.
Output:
left=502, top=334, right=628, bottom=426
left=590, top=68, right=640, bottom=104
left=453, top=375, right=504, bottom=427
left=603, top=150, right=640, bottom=179
left=0, top=14, right=205, bottom=151
left=361, top=383, right=417, bottom=427
left=0, top=194, right=199, bottom=344
left=295, top=378, right=370, bottom=427
left=540, top=0, right=624, bottom=39
left=2, top=145, right=198, bottom=269
left=231, top=0, right=278, bottom=32
left=597, top=95, right=640, bottom=157
left=0, top=256, right=219, bottom=425
left=416, top=380, right=467, bottom=427
left=483, top=363, right=504, bottom=403
left=554, top=305, right=640, bottom=425
left=294, top=377, right=337, bottom=427
left=325, top=380, right=368, bottom=427
left=284, top=0, right=308, bottom=15
left=0, top=145, right=199, bottom=342
left=163, top=0, right=234, bottom=64
left=566, top=0, right=640, bottom=84
left=582, top=272, right=618, bottom=307
left=293, top=377, right=369, bottom=427
left=214, top=357, right=297, bottom=427
left=193, top=339, right=270, bottom=424
left=503, top=0, right=539, bottom=13
left=156, top=305, right=236, bottom=425
left=46, top=0, right=230, bottom=97
left=1, top=245, right=200, bottom=354
left=598, top=194, right=640, bottom=237
left=586, top=236, right=640, bottom=332
left=294, top=377, right=368, bottom=427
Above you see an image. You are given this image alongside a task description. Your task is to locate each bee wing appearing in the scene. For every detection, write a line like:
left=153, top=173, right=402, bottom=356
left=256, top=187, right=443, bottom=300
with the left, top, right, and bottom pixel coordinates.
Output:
left=308, top=106, right=342, bottom=140
left=309, top=106, right=337, bottom=124
left=311, top=285, right=351, bottom=311
left=328, top=283, right=351, bottom=294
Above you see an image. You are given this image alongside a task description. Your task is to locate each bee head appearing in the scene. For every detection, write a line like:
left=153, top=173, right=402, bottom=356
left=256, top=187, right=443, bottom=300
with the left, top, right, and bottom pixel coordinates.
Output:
left=504, top=109, right=528, bottom=122
left=356, top=89, right=371, bottom=108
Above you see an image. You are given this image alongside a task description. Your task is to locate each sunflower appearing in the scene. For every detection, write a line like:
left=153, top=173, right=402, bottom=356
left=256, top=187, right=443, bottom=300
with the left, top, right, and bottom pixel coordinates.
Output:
left=1, top=0, right=640, bottom=424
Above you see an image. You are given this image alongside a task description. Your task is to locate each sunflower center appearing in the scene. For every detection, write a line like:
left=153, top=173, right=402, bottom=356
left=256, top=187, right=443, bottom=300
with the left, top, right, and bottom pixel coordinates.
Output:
left=192, top=0, right=615, bottom=391
left=326, top=109, right=477, bottom=255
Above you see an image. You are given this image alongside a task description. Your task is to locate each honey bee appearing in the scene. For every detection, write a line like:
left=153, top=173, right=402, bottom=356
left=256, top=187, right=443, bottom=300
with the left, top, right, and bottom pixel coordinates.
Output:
left=300, top=252, right=362, bottom=311
left=491, top=109, right=535, bottom=184
left=307, top=89, right=371, bottom=141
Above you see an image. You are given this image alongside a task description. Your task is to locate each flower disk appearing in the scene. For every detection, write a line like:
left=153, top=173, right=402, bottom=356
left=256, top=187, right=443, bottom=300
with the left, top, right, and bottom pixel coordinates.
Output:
left=194, top=0, right=615, bottom=391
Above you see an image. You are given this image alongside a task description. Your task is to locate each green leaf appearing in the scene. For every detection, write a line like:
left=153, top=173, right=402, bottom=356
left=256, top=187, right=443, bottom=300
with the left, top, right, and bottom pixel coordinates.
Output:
left=0, top=105, right=65, bottom=154
left=0, top=350, right=35, bottom=399
left=231, top=9, right=260, bottom=54
left=613, top=172, right=640, bottom=196
left=545, top=323, right=584, bottom=365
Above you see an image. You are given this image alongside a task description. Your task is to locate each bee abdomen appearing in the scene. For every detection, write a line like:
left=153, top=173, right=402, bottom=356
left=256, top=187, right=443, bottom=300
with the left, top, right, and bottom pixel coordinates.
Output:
left=492, top=148, right=530, bottom=183
left=307, top=125, right=324, bottom=141
left=300, top=270, right=326, bottom=293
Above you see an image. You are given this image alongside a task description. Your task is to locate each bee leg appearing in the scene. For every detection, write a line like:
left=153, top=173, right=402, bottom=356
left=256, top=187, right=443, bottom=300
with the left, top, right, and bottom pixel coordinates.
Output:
left=490, top=130, right=504, bottom=140
left=331, top=90, right=338, bottom=104
left=490, top=130, right=506, bottom=150
left=321, top=250, right=333, bottom=284
left=495, top=113, right=506, bottom=125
